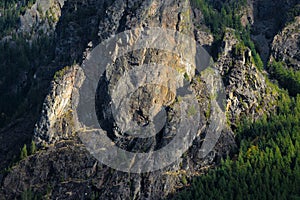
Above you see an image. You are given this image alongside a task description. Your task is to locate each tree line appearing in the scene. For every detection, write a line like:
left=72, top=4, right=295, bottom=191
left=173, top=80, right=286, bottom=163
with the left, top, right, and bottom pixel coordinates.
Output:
left=174, top=93, right=300, bottom=199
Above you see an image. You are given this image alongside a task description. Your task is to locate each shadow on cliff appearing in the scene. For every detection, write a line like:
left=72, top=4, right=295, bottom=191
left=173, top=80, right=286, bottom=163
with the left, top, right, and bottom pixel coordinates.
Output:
left=0, top=0, right=114, bottom=176
left=250, top=0, right=299, bottom=65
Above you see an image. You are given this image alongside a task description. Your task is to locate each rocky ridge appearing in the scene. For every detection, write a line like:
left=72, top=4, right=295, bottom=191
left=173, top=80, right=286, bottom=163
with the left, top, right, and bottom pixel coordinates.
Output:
left=1, top=0, right=235, bottom=199
left=249, top=0, right=299, bottom=64
left=34, top=65, right=80, bottom=145
left=0, top=0, right=289, bottom=199
left=217, top=29, right=278, bottom=127
left=19, top=0, right=65, bottom=37
left=270, top=16, right=300, bottom=70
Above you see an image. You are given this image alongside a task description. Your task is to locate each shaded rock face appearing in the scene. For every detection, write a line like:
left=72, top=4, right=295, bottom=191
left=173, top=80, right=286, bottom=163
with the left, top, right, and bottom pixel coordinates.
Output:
left=34, top=65, right=81, bottom=145
left=2, top=0, right=236, bottom=199
left=96, top=46, right=196, bottom=153
left=0, top=0, right=67, bottom=176
left=19, top=0, right=65, bottom=36
left=0, top=0, right=284, bottom=198
left=249, top=0, right=299, bottom=64
left=216, top=29, right=278, bottom=127
left=0, top=0, right=112, bottom=175
left=54, top=0, right=111, bottom=63
left=271, top=17, right=300, bottom=70
left=2, top=140, right=99, bottom=199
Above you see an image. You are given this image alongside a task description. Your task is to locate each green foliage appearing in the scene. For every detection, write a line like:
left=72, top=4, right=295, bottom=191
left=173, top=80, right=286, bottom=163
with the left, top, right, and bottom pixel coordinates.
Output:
left=0, top=35, right=55, bottom=128
left=0, top=0, right=37, bottom=37
left=30, top=140, right=36, bottom=155
left=234, top=42, right=246, bottom=57
left=19, top=141, right=38, bottom=161
left=187, top=105, right=197, bottom=117
left=252, top=51, right=264, bottom=71
left=174, top=94, right=300, bottom=199
left=181, top=175, right=188, bottom=186
left=54, top=66, right=70, bottom=81
left=205, top=101, right=211, bottom=120
left=268, top=60, right=300, bottom=96
left=20, top=144, right=28, bottom=160
left=45, top=6, right=60, bottom=26
left=45, top=183, right=52, bottom=199
left=238, top=26, right=264, bottom=70
left=286, top=5, right=300, bottom=24
left=191, top=0, right=264, bottom=70
left=91, top=191, right=100, bottom=200
left=0, top=0, right=56, bottom=129
left=183, top=72, right=189, bottom=81
left=21, top=189, right=42, bottom=200
left=190, top=0, right=246, bottom=40
left=21, top=189, right=34, bottom=200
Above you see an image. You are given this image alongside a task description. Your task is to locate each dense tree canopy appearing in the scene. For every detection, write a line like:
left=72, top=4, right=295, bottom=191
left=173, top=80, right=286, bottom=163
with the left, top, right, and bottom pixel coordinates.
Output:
left=174, top=1, right=300, bottom=199
left=174, top=94, right=300, bottom=199
left=268, top=60, right=300, bottom=97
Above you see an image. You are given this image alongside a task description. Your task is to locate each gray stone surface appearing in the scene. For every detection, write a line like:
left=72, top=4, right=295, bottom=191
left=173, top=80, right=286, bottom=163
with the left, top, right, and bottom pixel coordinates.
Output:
left=271, top=17, right=300, bottom=70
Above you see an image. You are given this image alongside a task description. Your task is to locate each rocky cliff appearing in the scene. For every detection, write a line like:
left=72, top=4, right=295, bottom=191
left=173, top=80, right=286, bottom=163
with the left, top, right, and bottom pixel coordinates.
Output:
left=216, top=29, right=278, bottom=128
left=0, top=0, right=295, bottom=199
left=19, top=0, right=65, bottom=36
left=1, top=0, right=235, bottom=199
left=270, top=17, right=300, bottom=70
left=249, top=0, right=299, bottom=64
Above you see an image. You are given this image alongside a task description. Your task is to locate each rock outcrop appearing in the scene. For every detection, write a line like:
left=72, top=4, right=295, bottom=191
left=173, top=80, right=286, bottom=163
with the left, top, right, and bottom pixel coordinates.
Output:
left=216, top=29, right=278, bottom=127
left=249, top=0, right=299, bottom=64
left=34, top=65, right=81, bottom=145
left=19, top=0, right=65, bottom=36
left=271, top=17, right=300, bottom=70
left=1, top=0, right=236, bottom=199
left=1, top=0, right=288, bottom=199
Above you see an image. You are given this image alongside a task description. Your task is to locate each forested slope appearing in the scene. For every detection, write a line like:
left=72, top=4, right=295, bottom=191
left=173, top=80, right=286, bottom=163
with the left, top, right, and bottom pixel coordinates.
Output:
left=173, top=0, right=300, bottom=199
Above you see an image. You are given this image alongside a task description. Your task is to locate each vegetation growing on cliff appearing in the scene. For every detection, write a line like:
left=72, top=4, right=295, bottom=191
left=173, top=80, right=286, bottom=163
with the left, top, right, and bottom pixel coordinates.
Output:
left=174, top=1, right=300, bottom=199
left=268, top=60, right=300, bottom=97
left=191, top=0, right=247, bottom=41
left=175, top=94, right=300, bottom=199
left=0, top=0, right=36, bottom=37
left=0, top=35, right=55, bottom=127
left=0, top=0, right=299, bottom=199
left=191, top=0, right=263, bottom=70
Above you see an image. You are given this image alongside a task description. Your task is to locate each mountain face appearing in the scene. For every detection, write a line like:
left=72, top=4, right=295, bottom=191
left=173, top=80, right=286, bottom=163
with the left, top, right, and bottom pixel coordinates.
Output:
left=0, top=0, right=299, bottom=199
left=271, top=16, right=300, bottom=71
left=250, top=0, right=299, bottom=64
left=215, top=29, right=278, bottom=127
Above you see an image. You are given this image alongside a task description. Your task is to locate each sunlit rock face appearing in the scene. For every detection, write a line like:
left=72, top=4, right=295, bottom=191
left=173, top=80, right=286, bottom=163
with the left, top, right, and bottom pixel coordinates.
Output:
left=271, top=17, right=300, bottom=70
left=2, top=0, right=238, bottom=199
